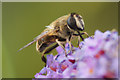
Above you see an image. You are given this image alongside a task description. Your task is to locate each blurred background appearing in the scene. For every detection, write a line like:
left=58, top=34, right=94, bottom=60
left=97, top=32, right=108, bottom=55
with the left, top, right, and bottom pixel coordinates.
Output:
left=2, top=2, right=118, bottom=78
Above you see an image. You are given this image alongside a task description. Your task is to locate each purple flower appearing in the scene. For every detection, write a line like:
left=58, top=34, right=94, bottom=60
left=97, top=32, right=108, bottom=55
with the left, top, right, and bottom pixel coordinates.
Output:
left=34, top=30, right=119, bottom=78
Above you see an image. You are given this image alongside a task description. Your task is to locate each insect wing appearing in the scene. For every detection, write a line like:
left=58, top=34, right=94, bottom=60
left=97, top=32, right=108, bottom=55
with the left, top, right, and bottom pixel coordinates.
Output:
left=18, top=39, right=37, bottom=52
left=18, top=29, right=56, bottom=52
left=34, top=30, right=49, bottom=40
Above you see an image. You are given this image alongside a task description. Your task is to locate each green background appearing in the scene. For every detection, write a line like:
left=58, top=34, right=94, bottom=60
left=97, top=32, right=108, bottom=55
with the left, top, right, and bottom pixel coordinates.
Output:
left=2, top=2, right=118, bottom=78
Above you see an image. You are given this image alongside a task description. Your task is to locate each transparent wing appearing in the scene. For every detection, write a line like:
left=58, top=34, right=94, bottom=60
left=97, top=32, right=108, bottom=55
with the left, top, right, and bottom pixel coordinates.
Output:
left=17, top=39, right=37, bottom=52
left=34, top=30, right=49, bottom=40
left=18, top=29, right=56, bottom=52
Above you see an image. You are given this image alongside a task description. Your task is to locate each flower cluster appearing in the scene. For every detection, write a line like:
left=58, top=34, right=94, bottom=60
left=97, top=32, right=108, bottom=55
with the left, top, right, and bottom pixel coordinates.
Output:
left=34, top=30, right=118, bottom=78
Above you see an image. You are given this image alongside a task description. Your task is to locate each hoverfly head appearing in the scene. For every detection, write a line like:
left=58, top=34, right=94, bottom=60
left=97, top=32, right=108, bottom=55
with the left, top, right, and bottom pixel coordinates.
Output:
left=67, top=13, right=84, bottom=31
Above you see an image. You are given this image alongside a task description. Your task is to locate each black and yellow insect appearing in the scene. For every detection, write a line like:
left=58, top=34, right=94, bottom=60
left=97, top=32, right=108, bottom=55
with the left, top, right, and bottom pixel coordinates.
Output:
left=18, top=13, right=88, bottom=64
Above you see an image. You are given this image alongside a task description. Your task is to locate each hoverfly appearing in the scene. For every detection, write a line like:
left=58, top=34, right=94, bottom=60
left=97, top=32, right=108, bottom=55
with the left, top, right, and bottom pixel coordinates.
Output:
left=18, top=13, right=89, bottom=64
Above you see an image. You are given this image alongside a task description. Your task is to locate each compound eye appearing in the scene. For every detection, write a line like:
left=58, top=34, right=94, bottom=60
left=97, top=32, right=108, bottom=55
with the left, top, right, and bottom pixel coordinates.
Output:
left=67, top=15, right=77, bottom=30
left=75, top=15, right=84, bottom=31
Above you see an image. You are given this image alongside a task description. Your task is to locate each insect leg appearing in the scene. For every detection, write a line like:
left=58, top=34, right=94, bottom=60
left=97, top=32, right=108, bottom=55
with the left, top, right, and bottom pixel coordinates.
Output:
left=73, top=31, right=89, bottom=47
left=77, top=31, right=84, bottom=41
left=78, top=35, right=80, bottom=47
left=67, top=34, right=72, bottom=53
left=41, top=43, right=59, bottom=64
left=75, top=31, right=84, bottom=47
left=56, top=39, right=67, bottom=56
left=43, top=43, right=59, bottom=54
left=72, top=33, right=80, bottom=46
left=73, top=32, right=89, bottom=37
left=41, top=54, right=47, bottom=65
left=80, top=32, right=89, bottom=37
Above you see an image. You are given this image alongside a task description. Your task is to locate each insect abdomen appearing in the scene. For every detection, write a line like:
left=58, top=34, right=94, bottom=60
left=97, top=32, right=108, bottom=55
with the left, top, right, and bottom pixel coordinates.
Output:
left=38, top=42, right=50, bottom=52
left=36, top=35, right=57, bottom=53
